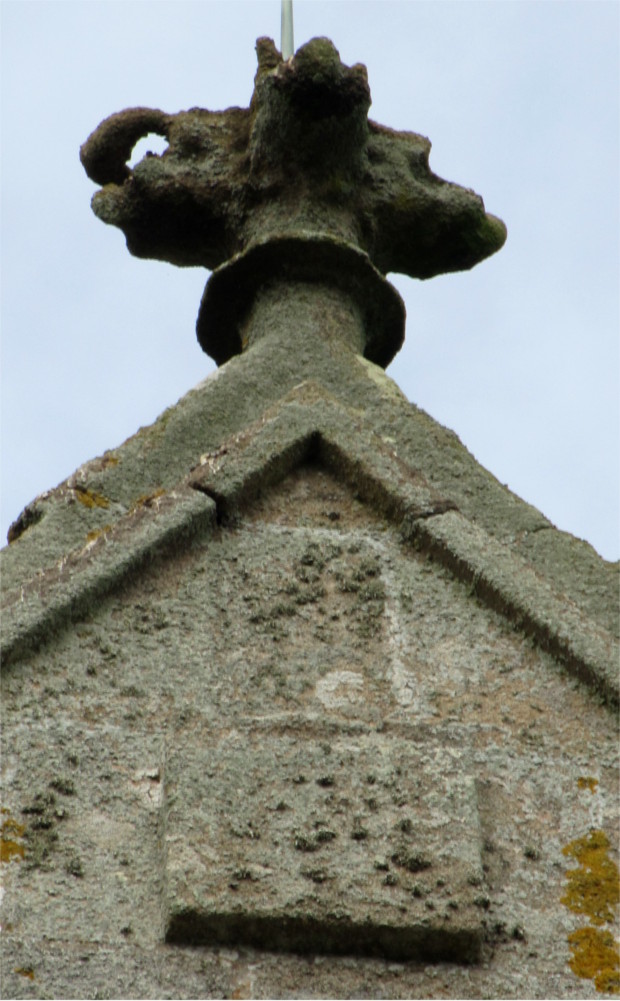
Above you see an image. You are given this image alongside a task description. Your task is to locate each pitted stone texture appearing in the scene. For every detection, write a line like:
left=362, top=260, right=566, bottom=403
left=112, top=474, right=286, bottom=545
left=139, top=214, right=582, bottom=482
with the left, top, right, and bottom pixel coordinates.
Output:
left=0, top=722, right=164, bottom=947
left=165, top=726, right=484, bottom=961
left=2, top=467, right=618, bottom=997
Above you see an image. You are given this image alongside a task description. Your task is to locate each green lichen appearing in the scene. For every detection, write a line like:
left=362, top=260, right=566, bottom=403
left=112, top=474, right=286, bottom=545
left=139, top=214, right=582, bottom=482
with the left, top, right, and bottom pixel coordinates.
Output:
left=66, top=856, right=84, bottom=878
left=21, top=791, right=64, bottom=870
left=301, top=867, right=329, bottom=884
left=391, top=848, right=431, bottom=874
left=50, top=776, right=76, bottom=796
left=351, top=817, right=369, bottom=841
left=294, top=827, right=337, bottom=853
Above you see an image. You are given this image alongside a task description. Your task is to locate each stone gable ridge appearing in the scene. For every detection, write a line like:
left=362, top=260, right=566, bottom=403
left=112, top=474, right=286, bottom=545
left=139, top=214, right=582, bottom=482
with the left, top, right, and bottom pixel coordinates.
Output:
left=3, top=380, right=617, bottom=708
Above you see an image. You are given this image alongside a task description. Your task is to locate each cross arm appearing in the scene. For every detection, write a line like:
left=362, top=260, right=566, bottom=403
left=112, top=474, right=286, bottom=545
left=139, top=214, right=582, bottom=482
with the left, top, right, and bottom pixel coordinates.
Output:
left=80, top=105, right=251, bottom=269
left=80, top=36, right=506, bottom=333
left=361, top=123, right=506, bottom=279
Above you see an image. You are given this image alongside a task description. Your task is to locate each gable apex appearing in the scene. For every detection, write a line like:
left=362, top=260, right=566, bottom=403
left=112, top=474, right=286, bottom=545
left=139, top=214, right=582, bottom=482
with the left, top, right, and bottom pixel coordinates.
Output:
left=3, top=382, right=617, bottom=709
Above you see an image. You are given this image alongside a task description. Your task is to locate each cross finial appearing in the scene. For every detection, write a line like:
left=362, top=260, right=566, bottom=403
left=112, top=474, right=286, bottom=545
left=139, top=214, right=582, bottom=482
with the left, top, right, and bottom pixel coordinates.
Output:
left=81, top=38, right=506, bottom=368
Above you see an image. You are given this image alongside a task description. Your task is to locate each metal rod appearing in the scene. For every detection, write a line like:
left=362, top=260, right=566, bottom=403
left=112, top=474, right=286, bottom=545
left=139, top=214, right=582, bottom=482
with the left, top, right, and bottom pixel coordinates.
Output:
left=281, top=0, right=294, bottom=59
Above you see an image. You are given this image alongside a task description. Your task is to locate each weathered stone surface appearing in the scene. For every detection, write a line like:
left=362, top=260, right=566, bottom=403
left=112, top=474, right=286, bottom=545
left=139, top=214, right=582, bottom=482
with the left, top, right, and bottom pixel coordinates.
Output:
left=165, top=724, right=484, bottom=961
left=1, top=486, right=215, bottom=668
left=1, top=722, right=165, bottom=946
left=2, top=465, right=618, bottom=997
left=409, top=509, right=619, bottom=705
left=3, top=382, right=616, bottom=707
left=80, top=38, right=505, bottom=283
left=2, top=28, right=618, bottom=999
left=4, top=337, right=616, bottom=644
left=197, top=239, right=406, bottom=367
left=80, top=35, right=505, bottom=372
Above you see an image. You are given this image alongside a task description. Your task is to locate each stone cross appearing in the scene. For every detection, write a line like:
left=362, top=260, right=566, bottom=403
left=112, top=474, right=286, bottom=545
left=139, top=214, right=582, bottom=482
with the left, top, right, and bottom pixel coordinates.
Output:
left=81, top=37, right=506, bottom=368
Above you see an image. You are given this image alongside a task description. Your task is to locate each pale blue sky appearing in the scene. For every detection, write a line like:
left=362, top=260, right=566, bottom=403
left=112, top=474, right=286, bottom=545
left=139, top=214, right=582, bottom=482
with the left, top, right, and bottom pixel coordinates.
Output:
left=2, top=1, right=618, bottom=559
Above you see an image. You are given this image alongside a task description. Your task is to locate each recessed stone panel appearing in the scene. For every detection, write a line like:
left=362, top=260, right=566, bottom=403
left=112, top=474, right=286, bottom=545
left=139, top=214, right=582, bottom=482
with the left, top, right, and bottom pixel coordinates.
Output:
left=164, top=725, right=484, bottom=961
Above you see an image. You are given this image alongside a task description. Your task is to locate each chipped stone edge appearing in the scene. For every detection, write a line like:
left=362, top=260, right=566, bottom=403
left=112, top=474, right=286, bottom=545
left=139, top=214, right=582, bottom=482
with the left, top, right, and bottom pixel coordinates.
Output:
left=2, top=385, right=617, bottom=709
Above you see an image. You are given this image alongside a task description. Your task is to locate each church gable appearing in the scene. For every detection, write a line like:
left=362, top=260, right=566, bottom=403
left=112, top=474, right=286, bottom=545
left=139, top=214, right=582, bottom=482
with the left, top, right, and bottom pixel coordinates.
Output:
left=2, top=29, right=618, bottom=1000
left=2, top=443, right=617, bottom=986
left=5, top=383, right=615, bottom=707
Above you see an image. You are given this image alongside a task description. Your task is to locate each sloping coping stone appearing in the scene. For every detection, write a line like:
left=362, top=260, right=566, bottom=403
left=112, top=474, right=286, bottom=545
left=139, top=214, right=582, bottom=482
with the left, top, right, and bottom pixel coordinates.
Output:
left=189, top=383, right=619, bottom=706
left=2, top=382, right=617, bottom=707
left=164, top=718, right=484, bottom=962
left=0, top=488, right=215, bottom=667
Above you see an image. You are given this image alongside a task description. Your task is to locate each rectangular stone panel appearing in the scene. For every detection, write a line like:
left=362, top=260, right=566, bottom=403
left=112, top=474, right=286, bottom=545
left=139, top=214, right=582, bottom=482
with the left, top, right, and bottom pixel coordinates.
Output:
left=164, top=725, right=485, bottom=961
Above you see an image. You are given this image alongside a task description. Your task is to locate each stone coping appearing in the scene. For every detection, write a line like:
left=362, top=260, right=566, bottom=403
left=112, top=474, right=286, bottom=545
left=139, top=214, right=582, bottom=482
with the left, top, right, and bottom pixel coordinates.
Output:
left=2, top=382, right=617, bottom=708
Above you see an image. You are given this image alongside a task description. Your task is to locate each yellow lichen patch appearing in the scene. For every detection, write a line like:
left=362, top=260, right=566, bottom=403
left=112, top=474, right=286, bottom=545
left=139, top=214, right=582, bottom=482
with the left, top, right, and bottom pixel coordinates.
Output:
left=578, top=776, right=599, bottom=794
left=598, top=969, right=620, bottom=996
left=14, top=967, right=35, bottom=980
left=562, top=830, right=620, bottom=925
left=85, top=525, right=112, bottom=544
left=129, top=488, right=165, bottom=513
left=567, top=927, right=620, bottom=995
left=73, top=485, right=110, bottom=509
left=563, top=829, right=620, bottom=994
left=1, top=815, right=26, bottom=863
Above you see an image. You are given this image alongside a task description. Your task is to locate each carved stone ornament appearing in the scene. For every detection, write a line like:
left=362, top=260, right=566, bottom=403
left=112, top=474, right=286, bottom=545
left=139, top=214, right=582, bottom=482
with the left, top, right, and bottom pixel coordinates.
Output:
left=81, top=37, right=506, bottom=367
